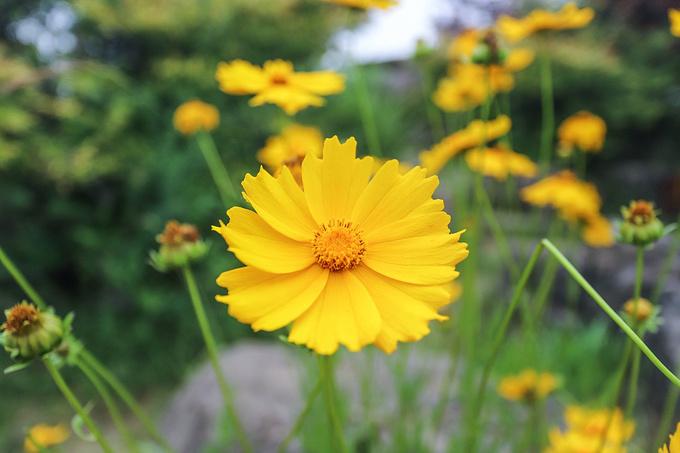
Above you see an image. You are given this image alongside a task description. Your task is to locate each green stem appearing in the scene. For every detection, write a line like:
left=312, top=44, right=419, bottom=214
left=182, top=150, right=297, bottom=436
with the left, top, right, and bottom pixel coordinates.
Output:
left=633, top=247, right=644, bottom=300
left=538, top=52, right=554, bottom=172
left=354, top=65, right=382, bottom=156
left=319, top=355, right=348, bottom=453
left=624, top=247, right=646, bottom=417
left=278, top=376, right=323, bottom=453
left=43, top=358, right=114, bottom=453
left=418, top=63, right=445, bottom=142
left=465, top=242, right=545, bottom=452
left=195, top=132, right=238, bottom=207
left=0, top=245, right=47, bottom=310
left=77, top=358, right=140, bottom=453
left=181, top=265, right=253, bottom=453
left=79, top=350, right=173, bottom=452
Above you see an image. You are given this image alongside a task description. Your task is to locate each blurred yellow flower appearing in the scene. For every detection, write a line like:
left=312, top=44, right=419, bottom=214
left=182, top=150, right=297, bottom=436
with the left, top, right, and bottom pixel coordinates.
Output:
left=670, top=9, right=680, bottom=37
left=448, top=29, right=484, bottom=61
left=173, top=100, right=219, bottom=135
left=214, top=136, right=467, bottom=355
left=324, top=0, right=397, bottom=8
left=582, top=214, right=614, bottom=248
left=497, top=3, right=595, bottom=43
left=215, top=59, right=345, bottom=115
left=419, top=115, right=512, bottom=175
left=465, top=145, right=537, bottom=181
left=497, top=369, right=557, bottom=402
left=659, top=422, right=680, bottom=453
left=623, top=297, right=654, bottom=323
left=257, top=124, right=323, bottom=185
left=558, top=111, right=606, bottom=154
left=520, top=170, right=602, bottom=222
left=546, top=406, right=634, bottom=453
left=24, top=424, right=69, bottom=453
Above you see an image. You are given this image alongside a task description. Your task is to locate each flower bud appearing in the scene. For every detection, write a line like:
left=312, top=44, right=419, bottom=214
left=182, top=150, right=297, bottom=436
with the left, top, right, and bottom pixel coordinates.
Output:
left=150, top=220, right=209, bottom=272
left=1, top=302, right=64, bottom=361
left=618, top=200, right=665, bottom=247
left=623, top=297, right=653, bottom=323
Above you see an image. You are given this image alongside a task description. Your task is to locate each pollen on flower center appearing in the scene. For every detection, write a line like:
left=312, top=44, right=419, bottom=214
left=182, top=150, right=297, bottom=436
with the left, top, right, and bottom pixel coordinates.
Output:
left=3, top=302, right=40, bottom=335
left=312, top=220, right=366, bottom=271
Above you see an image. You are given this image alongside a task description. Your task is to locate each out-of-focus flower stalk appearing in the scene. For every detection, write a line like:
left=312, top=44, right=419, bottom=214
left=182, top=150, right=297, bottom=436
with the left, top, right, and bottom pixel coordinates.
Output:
left=538, top=51, right=554, bottom=171
left=195, top=131, right=238, bottom=207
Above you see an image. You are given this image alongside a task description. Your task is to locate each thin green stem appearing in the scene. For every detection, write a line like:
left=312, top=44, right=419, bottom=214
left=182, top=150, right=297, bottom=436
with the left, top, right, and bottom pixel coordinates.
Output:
left=418, top=63, right=445, bottom=142
left=354, top=65, right=382, bottom=156
left=319, top=355, right=348, bottom=453
left=195, top=132, right=238, bottom=207
left=651, top=230, right=680, bottom=304
left=43, top=358, right=114, bottom=453
left=77, top=358, right=140, bottom=453
left=633, top=247, right=644, bottom=300
left=538, top=52, right=554, bottom=172
left=181, top=265, right=253, bottom=453
left=79, top=350, right=173, bottom=452
left=0, top=246, right=47, bottom=310
left=278, top=376, right=323, bottom=453
left=625, top=246, right=646, bottom=418
left=465, top=242, right=545, bottom=452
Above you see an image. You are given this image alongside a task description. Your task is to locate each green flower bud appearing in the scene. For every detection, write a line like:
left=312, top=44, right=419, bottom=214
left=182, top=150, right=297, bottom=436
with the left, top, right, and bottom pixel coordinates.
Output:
left=1, top=302, right=64, bottom=361
left=618, top=200, right=665, bottom=247
left=150, top=220, right=209, bottom=272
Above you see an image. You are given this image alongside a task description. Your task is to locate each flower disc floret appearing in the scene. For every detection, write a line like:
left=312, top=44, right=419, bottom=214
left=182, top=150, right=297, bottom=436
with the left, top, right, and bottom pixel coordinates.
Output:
left=313, top=221, right=366, bottom=271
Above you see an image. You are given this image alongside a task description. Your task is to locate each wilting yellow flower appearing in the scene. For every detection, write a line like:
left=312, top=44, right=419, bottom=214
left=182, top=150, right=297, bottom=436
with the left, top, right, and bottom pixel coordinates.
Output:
left=558, top=111, right=606, bottom=154
left=659, top=422, right=680, bottom=453
left=497, top=369, right=557, bottom=402
left=582, top=214, right=614, bottom=248
left=670, top=9, right=680, bottom=37
left=520, top=170, right=602, bottom=222
left=24, top=424, right=69, bottom=453
left=546, top=406, right=634, bottom=453
left=324, top=0, right=397, bottom=8
left=257, top=124, right=323, bottom=185
left=623, top=297, right=654, bottom=323
left=214, top=137, right=468, bottom=355
left=497, top=2, right=595, bottom=43
left=419, top=115, right=512, bottom=175
left=215, top=59, right=345, bottom=115
left=465, top=145, right=537, bottom=181
left=173, top=100, right=219, bottom=135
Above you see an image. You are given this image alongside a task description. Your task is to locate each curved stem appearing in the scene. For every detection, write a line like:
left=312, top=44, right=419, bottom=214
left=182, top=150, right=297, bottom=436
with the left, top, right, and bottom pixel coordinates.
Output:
left=319, top=355, right=348, bottom=453
left=0, top=245, right=47, bottom=310
left=277, top=376, right=323, bottom=453
left=43, top=358, right=114, bottom=453
left=538, top=52, right=554, bottom=172
left=181, top=265, right=253, bottom=453
left=79, top=350, right=174, bottom=452
left=195, top=132, right=238, bottom=207
left=76, top=358, right=139, bottom=453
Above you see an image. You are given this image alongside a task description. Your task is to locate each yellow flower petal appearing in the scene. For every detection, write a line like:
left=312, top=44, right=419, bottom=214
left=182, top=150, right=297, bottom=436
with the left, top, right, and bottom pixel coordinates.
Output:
left=249, top=86, right=326, bottom=115
left=671, top=9, right=680, bottom=37
left=289, top=71, right=345, bottom=95
left=215, top=59, right=269, bottom=94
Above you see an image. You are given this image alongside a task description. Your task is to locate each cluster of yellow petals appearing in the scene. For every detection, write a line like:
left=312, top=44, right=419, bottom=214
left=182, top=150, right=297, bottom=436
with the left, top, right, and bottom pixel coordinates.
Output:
left=419, top=115, right=511, bottom=175
left=497, top=2, right=595, bottom=43
left=659, top=422, right=680, bottom=453
left=558, top=111, right=607, bottom=155
left=214, top=136, right=467, bottom=355
left=497, top=369, right=557, bottom=402
left=521, top=170, right=613, bottom=247
left=670, top=9, right=680, bottom=37
left=324, top=0, right=397, bottom=9
left=24, top=424, right=70, bottom=453
left=215, top=59, right=345, bottom=115
left=172, top=100, right=219, bottom=135
left=546, top=406, right=634, bottom=453
left=465, top=145, right=537, bottom=181
left=257, top=124, right=323, bottom=185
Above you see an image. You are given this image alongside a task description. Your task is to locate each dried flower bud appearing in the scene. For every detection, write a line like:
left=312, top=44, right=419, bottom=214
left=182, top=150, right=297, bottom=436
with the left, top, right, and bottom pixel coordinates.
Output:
left=618, top=200, right=665, bottom=247
left=623, top=297, right=653, bottom=323
left=1, top=302, right=64, bottom=361
left=150, top=220, right=208, bottom=272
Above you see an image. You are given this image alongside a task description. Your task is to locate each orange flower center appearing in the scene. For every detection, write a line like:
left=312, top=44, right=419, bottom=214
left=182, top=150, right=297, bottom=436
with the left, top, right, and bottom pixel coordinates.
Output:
left=312, top=220, right=366, bottom=271
left=157, top=220, right=200, bottom=248
left=3, top=302, right=40, bottom=335
left=270, top=74, right=289, bottom=85
left=626, top=200, right=655, bottom=225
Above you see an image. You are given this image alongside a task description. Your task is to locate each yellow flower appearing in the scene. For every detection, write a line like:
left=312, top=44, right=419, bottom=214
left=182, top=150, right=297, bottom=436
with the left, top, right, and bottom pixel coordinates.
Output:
left=465, top=145, right=537, bottom=181
left=659, top=422, right=680, bottom=453
left=419, top=115, right=512, bottom=175
left=173, top=100, right=219, bottom=135
left=324, top=0, right=397, bottom=8
left=213, top=137, right=468, bottom=355
left=448, top=29, right=484, bottom=61
left=558, top=111, right=607, bottom=154
left=546, top=406, right=634, bottom=453
left=497, top=2, right=595, bottom=43
left=497, top=369, right=558, bottom=402
left=582, top=214, right=614, bottom=248
left=670, top=9, right=680, bottom=37
left=215, top=59, right=345, bottom=115
left=257, top=124, right=324, bottom=185
left=24, top=424, right=69, bottom=453
left=520, top=170, right=602, bottom=222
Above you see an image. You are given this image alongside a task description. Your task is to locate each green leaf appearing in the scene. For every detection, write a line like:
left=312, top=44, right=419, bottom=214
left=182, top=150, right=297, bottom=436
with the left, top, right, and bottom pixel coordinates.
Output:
left=4, top=361, right=31, bottom=374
